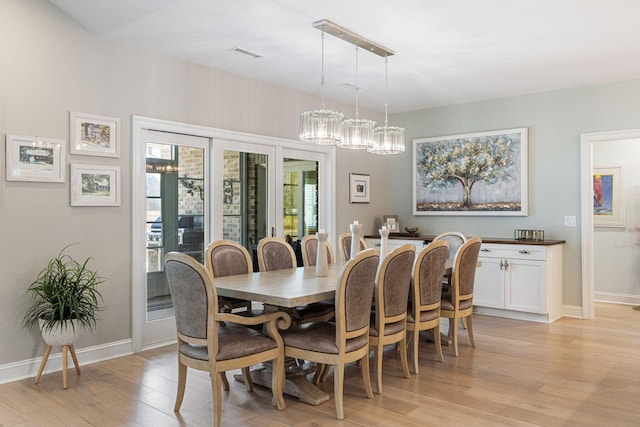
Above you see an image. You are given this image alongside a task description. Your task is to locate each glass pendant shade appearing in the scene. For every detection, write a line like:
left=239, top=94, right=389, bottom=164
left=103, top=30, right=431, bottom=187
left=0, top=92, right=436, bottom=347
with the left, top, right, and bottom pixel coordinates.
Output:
left=299, top=109, right=344, bottom=145
left=369, top=125, right=406, bottom=154
left=339, top=117, right=376, bottom=149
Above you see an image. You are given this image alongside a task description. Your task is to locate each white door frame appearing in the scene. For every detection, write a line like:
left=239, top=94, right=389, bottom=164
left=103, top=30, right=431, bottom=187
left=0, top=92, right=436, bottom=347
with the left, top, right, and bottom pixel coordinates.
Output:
left=579, top=128, right=640, bottom=320
left=131, top=116, right=336, bottom=352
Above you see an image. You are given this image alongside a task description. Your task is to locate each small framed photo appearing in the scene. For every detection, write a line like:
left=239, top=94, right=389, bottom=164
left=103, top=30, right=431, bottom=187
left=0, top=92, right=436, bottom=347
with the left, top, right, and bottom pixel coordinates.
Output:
left=349, top=173, right=370, bottom=203
left=70, top=112, right=120, bottom=157
left=593, top=164, right=625, bottom=227
left=6, top=135, right=65, bottom=182
left=382, top=214, right=400, bottom=232
left=70, top=164, right=121, bottom=206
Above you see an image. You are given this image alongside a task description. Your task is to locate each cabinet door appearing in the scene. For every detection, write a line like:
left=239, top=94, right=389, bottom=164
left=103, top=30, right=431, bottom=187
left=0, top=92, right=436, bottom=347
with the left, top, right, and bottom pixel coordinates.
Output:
left=505, top=259, right=546, bottom=313
left=474, top=257, right=505, bottom=308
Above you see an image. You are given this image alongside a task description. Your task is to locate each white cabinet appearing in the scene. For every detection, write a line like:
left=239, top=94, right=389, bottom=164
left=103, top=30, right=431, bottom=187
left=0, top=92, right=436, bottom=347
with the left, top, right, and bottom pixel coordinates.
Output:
left=364, top=237, right=426, bottom=253
left=474, top=243, right=563, bottom=323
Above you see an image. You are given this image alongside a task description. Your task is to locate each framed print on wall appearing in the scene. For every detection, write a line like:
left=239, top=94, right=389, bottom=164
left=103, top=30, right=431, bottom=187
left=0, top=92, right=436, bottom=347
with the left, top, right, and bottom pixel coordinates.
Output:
left=593, top=164, right=625, bottom=227
left=70, top=164, right=121, bottom=206
left=5, top=135, right=65, bottom=182
left=413, top=127, right=528, bottom=216
left=349, top=173, right=370, bottom=203
left=70, top=112, right=120, bottom=157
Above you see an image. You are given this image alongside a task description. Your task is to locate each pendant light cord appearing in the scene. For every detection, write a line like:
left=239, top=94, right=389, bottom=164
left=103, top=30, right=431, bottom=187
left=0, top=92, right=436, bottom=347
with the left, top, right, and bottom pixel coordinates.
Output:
left=320, top=30, right=326, bottom=109
left=383, top=56, right=389, bottom=127
left=354, top=45, right=360, bottom=119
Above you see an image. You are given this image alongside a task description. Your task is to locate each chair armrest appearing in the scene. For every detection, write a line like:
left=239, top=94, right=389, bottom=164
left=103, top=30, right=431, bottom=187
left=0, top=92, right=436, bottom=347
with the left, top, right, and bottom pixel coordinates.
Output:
left=217, top=311, right=291, bottom=331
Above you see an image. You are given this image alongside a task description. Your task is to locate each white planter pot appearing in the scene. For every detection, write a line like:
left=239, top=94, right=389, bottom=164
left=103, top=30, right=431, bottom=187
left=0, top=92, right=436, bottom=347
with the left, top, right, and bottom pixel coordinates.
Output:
left=39, top=319, right=81, bottom=346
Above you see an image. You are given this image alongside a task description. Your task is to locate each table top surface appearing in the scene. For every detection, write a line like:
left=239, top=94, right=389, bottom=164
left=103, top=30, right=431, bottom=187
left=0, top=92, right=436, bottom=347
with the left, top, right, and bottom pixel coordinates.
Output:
left=214, top=258, right=453, bottom=308
left=214, top=263, right=345, bottom=308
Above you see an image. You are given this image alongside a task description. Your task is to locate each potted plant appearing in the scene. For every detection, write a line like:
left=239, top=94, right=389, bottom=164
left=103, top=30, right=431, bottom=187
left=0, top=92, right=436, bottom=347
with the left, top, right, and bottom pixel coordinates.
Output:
left=23, top=245, right=104, bottom=346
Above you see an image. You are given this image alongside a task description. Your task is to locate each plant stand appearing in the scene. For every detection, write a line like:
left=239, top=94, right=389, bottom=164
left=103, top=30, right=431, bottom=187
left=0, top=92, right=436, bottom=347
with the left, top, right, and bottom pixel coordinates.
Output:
left=35, top=344, right=81, bottom=389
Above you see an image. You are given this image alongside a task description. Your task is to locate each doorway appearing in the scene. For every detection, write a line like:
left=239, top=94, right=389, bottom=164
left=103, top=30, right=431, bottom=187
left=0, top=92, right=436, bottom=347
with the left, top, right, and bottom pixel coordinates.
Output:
left=580, top=129, right=640, bottom=319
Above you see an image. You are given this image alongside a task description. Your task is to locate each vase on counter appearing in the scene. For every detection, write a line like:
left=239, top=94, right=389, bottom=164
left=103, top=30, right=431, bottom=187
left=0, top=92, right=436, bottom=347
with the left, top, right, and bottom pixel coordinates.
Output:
left=379, top=227, right=390, bottom=265
left=316, top=230, right=329, bottom=277
left=349, top=221, right=362, bottom=260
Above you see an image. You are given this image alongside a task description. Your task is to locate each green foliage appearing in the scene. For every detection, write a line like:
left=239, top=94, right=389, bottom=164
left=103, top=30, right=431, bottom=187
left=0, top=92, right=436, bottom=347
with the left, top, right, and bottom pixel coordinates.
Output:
left=23, top=245, right=105, bottom=334
left=417, top=134, right=517, bottom=207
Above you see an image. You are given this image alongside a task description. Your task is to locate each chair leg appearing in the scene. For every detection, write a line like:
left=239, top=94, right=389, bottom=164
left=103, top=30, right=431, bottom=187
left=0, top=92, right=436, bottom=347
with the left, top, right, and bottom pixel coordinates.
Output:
left=449, top=316, right=459, bottom=357
left=320, top=363, right=330, bottom=383
left=242, top=367, right=254, bottom=392
left=466, top=315, right=475, bottom=347
left=434, top=324, right=445, bottom=362
left=360, top=353, right=373, bottom=399
left=211, top=368, right=222, bottom=427
left=399, top=336, right=410, bottom=379
left=312, top=363, right=325, bottom=384
left=334, top=363, right=345, bottom=420
left=270, top=357, right=286, bottom=410
left=220, top=371, right=229, bottom=391
left=174, top=361, right=187, bottom=412
left=375, top=344, right=384, bottom=394
left=410, top=327, right=419, bottom=374
left=461, top=317, right=468, bottom=329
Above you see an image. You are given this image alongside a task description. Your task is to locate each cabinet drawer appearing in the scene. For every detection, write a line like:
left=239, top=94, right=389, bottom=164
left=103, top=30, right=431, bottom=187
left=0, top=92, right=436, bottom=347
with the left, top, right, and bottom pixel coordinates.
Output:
left=478, top=244, right=546, bottom=261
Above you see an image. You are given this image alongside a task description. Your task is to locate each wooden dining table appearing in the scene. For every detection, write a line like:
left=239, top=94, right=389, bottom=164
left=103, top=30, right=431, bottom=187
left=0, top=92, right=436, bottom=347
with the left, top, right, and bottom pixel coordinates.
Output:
left=213, top=258, right=454, bottom=405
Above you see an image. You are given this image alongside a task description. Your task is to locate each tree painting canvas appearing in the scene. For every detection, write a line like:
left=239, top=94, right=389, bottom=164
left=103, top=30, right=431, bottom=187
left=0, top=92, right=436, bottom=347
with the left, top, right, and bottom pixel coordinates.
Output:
left=413, top=128, right=528, bottom=216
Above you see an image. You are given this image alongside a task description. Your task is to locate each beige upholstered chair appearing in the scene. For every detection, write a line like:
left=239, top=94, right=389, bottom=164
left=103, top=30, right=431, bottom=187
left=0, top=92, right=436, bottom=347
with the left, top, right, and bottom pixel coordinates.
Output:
left=369, top=244, right=416, bottom=394
left=440, top=237, right=482, bottom=356
left=433, top=231, right=467, bottom=261
left=406, top=240, right=449, bottom=372
left=257, top=237, right=334, bottom=324
left=338, top=232, right=368, bottom=263
left=300, top=234, right=335, bottom=267
left=164, top=252, right=290, bottom=427
left=282, top=248, right=379, bottom=420
left=205, top=240, right=252, bottom=312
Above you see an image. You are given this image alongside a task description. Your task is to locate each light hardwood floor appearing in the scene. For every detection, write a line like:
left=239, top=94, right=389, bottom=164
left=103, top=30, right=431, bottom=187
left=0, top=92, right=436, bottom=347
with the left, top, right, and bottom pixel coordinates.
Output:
left=1, top=303, right=639, bottom=426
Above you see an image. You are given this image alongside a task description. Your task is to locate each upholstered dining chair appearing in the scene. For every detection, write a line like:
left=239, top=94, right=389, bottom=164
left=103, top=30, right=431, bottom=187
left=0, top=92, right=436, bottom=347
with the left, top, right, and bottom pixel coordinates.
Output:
left=164, top=252, right=290, bottom=427
left=432, top=231, right=467, bottom=260
left=205, top=240, right=253, bottom=313
left=406, top=240, right=449, bottom=372
left=440, top=237, right=482, bottom=357
left=338, top=232, right=368, bottom=263
left=369, top=244, right=416, bottom=394
left=300, top=234, right=335, bottom=267
left=281, top=248, right=379, bottom=420
left=257, top=237, right=334, bottom=324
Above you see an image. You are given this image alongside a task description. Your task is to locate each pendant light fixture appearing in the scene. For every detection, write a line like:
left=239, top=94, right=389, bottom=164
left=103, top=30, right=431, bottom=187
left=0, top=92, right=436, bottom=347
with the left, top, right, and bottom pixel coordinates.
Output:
left=369, top=56, right=405, bottom=155
left=339, top=45, right=376, bottom=150
left=299, top=29, right=344, bottom=145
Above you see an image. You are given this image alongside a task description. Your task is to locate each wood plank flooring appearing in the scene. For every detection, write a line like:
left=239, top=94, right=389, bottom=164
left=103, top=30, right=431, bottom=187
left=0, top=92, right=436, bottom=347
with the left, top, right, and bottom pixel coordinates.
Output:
left=1, top=303, right=639, bottom=426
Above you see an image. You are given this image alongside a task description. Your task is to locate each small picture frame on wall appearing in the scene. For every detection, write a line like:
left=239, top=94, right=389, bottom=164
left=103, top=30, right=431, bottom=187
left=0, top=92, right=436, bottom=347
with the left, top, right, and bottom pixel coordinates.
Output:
left=349, top=173, right=370, bottom=203
left=5, top=134, right=66, bottom=183
left=70, top=164, right=121, bottom=206
left=593, top=164, right=625, bottom=227
left=70, top=112, right=120, bottom=157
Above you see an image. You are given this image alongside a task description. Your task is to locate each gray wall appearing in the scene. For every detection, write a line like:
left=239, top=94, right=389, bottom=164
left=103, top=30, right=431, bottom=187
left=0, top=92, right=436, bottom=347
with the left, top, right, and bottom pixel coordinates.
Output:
left=0, top=0, right=387, bottom=367
left=389, top=80, right=640, bottom=307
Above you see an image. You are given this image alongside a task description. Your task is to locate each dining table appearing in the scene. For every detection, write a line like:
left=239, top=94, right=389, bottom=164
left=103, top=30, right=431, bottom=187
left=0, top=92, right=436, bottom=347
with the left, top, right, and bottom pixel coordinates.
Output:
left=213, top=258, right=454, bottom=405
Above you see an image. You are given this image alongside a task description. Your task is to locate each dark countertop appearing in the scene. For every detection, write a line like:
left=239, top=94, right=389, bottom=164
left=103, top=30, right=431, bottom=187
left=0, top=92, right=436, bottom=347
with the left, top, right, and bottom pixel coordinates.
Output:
left=364, top=233, right=566, bottom=246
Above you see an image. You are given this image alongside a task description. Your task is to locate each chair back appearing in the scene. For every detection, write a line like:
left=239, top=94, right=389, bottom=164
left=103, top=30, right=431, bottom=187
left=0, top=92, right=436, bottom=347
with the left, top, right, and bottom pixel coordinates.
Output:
left=452, top=237, right=482, bottom=305
left=165, top=252, right=217, bottom=347
left=338, top=232, right=368, bottom=262
left=205, top=240, right=252, bottom=277
left=257, top=237, right=297, bottom=272
left=335, top=249, right=379, bottom=348
left=412, top=240, right=449, bottom=313
left=301, top=235, right=335, bottom=267
left=433, top=231, right=467, bottom=260
left=375, top=244, right=416, bottom=329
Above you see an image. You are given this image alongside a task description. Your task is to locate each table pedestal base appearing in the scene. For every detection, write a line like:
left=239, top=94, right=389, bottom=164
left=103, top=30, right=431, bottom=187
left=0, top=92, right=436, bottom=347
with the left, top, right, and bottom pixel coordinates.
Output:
left=234, top=361, right=330, bottom=406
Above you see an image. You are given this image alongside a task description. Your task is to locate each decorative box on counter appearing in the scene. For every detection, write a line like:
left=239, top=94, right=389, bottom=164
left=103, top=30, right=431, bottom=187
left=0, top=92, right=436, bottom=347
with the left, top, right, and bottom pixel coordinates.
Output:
left=514, top=229, right=544, bottom=241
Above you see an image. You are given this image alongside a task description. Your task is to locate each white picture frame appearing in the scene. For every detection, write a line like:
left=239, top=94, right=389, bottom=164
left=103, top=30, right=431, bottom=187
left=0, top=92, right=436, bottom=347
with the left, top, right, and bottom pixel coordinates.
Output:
left=70, top=164, right=121, bottom=206
left=70, top=112, right=120, bottom=157
left=5, top=134, right=65, bottom=182
left=593, top=164, right=625, bottom=228
left=349, top=173, right=370, bottom=203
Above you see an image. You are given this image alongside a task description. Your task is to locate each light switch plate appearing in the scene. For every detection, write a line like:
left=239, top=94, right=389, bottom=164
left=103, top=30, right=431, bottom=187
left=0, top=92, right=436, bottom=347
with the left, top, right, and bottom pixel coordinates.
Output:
left=564, top=216, right=577, bottom=227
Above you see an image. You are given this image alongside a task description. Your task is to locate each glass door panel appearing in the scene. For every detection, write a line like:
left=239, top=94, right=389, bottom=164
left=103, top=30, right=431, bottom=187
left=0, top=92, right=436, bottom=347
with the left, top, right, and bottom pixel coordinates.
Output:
left=283, top=158, right=319, bottom=242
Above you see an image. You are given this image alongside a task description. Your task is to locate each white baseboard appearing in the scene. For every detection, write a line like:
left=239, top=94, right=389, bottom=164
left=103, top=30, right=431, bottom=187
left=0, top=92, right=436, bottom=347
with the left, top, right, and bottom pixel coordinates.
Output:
left=561, top=305, right=583, bottom=319
left=594, top=292, right=640, bottom=306
left=0, top=339, right=133, bottom=385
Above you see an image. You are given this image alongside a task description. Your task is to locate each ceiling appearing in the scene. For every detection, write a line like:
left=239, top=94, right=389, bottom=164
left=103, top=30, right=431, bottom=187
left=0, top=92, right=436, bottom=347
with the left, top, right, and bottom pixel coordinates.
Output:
left=49, top=0, right=640, bottom=113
